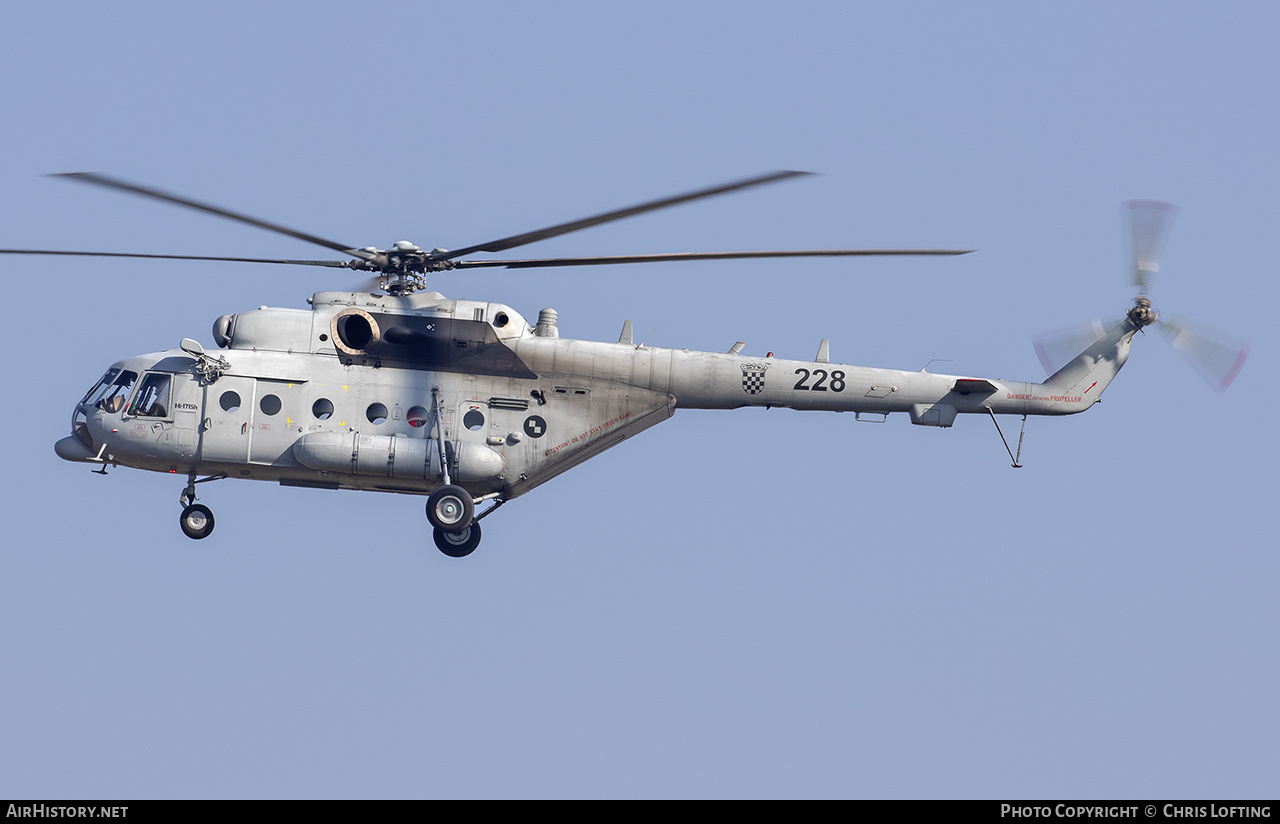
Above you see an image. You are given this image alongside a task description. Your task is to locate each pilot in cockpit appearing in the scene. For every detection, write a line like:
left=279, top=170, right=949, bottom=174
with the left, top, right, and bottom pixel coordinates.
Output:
left=127, top=373, right=171, bottom=418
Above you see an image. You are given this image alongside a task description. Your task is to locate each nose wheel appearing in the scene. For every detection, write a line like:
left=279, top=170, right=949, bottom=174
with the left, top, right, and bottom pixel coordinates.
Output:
left=180, top=503, right=215, bottom=540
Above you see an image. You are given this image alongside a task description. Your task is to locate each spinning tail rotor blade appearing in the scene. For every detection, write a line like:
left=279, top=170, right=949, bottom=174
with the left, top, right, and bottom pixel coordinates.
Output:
left=1159, top=315, right=1250, bottom=392
left=1033, top=319, right=1114, bottom=378
left=1034, top=313, right=1249, bottom=393
left=1124, top=200, right=1177, bottom=296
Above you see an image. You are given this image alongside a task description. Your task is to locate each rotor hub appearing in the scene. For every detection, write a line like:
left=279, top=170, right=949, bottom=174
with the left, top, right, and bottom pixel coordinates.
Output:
left=343, top=243, right=462, bottom=293
left=1127, top=296, right=1158, bottom=328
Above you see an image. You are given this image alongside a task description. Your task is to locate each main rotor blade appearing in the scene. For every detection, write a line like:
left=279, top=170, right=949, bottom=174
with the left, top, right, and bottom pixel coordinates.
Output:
left=1124, top=200, right=1177, bottom=296
left=0, top=249, right=349, bottom=267
left=453, top=248, right=973, bottom=269
left=439, top=170, right=815, bottom=260
left=1159, top=315, right=1249, bottom=392
left=50, top=172, right=371, bottom=260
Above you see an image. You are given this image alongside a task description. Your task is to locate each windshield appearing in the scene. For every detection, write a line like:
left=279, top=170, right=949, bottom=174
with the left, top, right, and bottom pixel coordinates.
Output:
left=126, top=372, right=172, bottom=418
left=81, top=368, right=138, bottom=414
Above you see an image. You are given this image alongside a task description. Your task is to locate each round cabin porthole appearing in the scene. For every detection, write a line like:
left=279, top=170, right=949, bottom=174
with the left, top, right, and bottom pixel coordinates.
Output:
left=312, top=398, right=334, bottom=420
left=259, top=394, right=282, bottom=416
left=463, top=409, right=485, bottom=431
left=366, top=403, right=388, bottom=424
left=407, top=405, right=430, bottom=427
left=219, top=391, right=241, bottom=412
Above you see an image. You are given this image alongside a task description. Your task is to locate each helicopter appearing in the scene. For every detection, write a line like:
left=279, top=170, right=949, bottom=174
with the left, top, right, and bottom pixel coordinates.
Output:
left=8, top=171, right=1247, bottom=556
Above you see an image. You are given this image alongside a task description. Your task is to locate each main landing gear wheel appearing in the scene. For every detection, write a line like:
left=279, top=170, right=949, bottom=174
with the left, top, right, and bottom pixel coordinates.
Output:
left=179, top=503, right=215, bottom=540
left=433, top=522, right=482, bottom=558
left=426, top=484, right=475, bottom=531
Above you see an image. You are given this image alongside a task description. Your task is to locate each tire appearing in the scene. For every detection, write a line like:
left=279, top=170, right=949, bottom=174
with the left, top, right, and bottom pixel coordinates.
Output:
left=180, top=504, right=215, bottom=540
left=426, top=484, right=475, bottom=531
left=433, top=523, right=482, bottom=558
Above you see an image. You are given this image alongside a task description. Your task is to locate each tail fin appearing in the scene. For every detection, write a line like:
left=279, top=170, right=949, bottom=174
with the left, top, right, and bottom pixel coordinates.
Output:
left=1038, top=317, right=1138, bottom=407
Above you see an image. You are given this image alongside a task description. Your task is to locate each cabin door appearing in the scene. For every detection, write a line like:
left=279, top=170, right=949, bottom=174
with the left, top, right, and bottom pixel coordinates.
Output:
left=199, top=376, right=257, bottom=465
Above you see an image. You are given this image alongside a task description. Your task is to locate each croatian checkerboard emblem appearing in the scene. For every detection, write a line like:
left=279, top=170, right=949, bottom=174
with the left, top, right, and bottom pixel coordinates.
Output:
left=740, top=362, right=769, bottom=395
left=523, top=415, right=547, bottom=438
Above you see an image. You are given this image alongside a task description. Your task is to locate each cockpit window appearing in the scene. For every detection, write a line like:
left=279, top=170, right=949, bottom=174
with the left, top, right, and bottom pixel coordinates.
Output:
left=127, top=372, right=172, bottom=418
left=81, top=369, right=119, bottom=405
left=82, top=368, right=138, bottom=414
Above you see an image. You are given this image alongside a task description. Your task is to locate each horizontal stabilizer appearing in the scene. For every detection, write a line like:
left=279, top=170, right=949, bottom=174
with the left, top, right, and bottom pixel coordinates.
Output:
left=953, top=378, right=998, bottom=395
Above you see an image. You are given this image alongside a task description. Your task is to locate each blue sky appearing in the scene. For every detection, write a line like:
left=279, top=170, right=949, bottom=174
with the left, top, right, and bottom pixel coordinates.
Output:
left=1, top=1, right=1276, bottom=799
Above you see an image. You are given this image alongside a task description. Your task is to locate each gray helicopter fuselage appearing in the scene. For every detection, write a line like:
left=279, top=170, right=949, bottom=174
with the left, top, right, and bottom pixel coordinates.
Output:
left=57, top=290, right=1137, bottom=502
left=27, top=175, right=1233, bottom=555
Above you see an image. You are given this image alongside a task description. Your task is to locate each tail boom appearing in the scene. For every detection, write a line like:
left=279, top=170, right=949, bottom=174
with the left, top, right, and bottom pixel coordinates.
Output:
left=667, top=318, right=1139, bottom=422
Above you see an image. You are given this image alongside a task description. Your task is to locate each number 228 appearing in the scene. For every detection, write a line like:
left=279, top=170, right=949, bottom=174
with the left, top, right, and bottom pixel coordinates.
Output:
left=793, top=368, right=845, bottom=392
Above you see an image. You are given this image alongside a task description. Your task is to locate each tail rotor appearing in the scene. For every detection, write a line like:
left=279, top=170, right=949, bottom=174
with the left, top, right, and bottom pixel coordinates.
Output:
left=1035, top=200, right=1248, bottom=392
